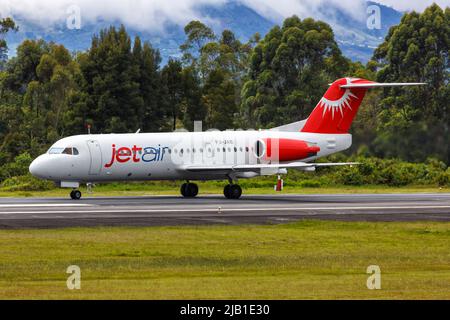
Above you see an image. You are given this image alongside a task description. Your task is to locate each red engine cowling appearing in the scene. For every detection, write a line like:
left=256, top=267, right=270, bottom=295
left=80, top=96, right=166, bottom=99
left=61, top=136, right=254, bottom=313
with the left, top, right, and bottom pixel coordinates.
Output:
left=263, top=138, right=320, bottom=162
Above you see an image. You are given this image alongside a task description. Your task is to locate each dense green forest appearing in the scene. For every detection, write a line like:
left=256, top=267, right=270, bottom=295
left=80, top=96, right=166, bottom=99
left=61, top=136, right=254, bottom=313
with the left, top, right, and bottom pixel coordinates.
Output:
left=0, top=4, right=449, bottom=185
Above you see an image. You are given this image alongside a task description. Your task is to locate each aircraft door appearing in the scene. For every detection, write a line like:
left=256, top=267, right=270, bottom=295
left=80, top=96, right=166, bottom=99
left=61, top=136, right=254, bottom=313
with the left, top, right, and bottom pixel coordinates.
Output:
left=204, top=142, right=214, bottom=165
left=86, top=140, right=102, bottom=175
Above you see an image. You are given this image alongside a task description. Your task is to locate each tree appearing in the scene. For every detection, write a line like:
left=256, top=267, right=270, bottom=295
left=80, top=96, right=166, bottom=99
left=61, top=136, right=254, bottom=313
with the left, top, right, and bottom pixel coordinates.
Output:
left=161, top=59, right=184, bottom=131
left=180, top=66, right=206, bottom=130
left=180, top=25, right=252, bottom=130
left=3, top=39, right=50, bottom=91
left=240, top=16, right=350, bottom=128
left=203, top=69, right=237, bottom=130
left=0, top=17, right=18, bottom=66
left=23, top=44, right=80, bottom=146
left=199, top=29, right=252, bottom=84
left=161, top=60, right=207, bottom=131
left=0, top=39, right=82, bottom=161
left=134, top=39, right=163, bottom=132
left=180, top=20, right=216, bottom=77
left=78, top=26, right=145, bottom=133
left=218, top=29, right=252, bottom=83
left=372, top=4, right=449, bottom=163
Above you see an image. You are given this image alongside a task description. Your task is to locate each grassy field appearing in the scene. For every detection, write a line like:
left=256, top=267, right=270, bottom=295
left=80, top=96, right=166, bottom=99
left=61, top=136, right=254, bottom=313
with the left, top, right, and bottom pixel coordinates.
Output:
left=1, top=220, right=450, bottom=299
left=0, top=181, right=448, bottom=198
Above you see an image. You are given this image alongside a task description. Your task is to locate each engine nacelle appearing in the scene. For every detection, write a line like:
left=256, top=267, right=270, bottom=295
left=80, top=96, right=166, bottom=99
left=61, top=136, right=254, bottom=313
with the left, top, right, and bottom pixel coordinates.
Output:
left=261, top=138, right=320, bottom=162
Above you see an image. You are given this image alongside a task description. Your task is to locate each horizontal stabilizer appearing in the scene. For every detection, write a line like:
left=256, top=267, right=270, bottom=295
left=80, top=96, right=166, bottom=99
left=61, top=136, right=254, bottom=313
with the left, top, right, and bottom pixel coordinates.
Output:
left=340, top=82, right=427, bottom=89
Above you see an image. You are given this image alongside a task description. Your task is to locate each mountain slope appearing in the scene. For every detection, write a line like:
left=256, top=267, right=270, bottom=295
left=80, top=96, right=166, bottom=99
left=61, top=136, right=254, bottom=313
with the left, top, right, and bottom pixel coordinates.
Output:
left=4, top=1, right=403, bottom=64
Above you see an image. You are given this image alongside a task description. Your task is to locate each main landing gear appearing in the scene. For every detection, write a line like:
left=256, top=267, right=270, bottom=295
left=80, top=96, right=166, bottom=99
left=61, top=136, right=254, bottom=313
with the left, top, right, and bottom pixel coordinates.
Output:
left=224, top=184, right=242, bottom=199
left=181, top=182, right=199, bottom=198
left=180, top=180, right=242, bottom=199
left=70, top=189, right=82, bottom=200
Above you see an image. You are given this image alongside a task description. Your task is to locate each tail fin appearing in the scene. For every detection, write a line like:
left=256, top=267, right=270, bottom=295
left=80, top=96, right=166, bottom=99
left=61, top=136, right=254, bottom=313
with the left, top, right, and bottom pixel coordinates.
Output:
left=301, top=78, right=425, bottom=134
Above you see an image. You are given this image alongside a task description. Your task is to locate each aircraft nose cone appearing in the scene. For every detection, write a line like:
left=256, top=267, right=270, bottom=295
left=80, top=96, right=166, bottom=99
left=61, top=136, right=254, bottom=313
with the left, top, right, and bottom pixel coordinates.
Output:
left=29, top=156, right=47, bottom=179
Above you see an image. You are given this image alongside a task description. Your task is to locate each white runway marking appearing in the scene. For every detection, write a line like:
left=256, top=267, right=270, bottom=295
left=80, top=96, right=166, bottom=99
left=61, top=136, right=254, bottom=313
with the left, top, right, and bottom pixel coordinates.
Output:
left=0, top=205, right=449, bottom=215
left=0, top=204, right=92, bottom=208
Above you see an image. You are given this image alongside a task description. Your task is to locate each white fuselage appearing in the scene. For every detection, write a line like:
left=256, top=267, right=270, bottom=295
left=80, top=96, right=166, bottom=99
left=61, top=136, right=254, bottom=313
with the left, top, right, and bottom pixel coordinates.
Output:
left=29, top=130, right=351, bottom=184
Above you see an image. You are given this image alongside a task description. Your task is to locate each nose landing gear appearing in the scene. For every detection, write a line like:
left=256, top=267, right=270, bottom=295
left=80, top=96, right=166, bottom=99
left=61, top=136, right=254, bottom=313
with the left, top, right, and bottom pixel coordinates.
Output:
left=70, top=189, right=82, bottom=200
left=181, top=182, right=199, bottom=198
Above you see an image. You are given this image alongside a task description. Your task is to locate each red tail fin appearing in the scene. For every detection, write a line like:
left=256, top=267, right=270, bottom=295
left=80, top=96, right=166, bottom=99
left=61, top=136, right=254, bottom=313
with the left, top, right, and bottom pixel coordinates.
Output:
left=301, top=78, right=369, bottom=134
left=301, top=78, right=426, bottom=134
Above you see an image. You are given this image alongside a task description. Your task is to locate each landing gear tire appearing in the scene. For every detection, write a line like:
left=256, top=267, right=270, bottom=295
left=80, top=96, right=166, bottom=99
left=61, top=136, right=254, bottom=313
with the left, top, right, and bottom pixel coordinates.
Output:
left=70, top=190, right=82, bottom=200
left=181, top=183, right=198, bottom=198
left=224, top=184, right=242, bottom=199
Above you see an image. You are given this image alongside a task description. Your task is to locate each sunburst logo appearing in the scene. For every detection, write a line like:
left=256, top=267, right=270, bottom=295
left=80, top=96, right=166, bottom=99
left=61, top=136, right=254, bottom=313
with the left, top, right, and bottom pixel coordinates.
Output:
left=318, top=78, right=359, bottom=119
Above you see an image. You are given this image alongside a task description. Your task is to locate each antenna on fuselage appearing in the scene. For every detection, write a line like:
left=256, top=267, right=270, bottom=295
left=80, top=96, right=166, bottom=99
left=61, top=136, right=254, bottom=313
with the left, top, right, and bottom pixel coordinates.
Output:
left=135, top=128, right=141, bottom=134
left=87, top=124, right=91, bottom=135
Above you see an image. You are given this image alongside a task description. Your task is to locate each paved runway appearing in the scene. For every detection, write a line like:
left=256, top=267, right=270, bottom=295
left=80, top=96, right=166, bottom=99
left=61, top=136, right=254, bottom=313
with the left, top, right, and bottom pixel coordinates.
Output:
left=0, top=193, right=449, bottom=228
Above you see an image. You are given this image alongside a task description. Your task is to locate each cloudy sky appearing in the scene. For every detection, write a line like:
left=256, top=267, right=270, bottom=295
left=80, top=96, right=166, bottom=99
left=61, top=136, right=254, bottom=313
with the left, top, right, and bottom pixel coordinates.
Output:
left=375, top=0, right=448, bottom=11
left=0, top=0, right=448, bottom=31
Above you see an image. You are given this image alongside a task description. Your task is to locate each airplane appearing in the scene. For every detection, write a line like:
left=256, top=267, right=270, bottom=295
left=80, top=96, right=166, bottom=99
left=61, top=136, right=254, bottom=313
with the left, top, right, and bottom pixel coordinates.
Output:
left=29, top=78, right=424, bottom=200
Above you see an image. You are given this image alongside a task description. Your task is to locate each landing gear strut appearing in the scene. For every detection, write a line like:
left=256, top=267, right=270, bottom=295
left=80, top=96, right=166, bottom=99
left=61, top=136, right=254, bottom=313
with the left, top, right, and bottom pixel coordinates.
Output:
left=224, top=184, right=242, bottom=199
left=181, top=182, right=199, bottom=198
left=70, top=189, right=82, bottom=200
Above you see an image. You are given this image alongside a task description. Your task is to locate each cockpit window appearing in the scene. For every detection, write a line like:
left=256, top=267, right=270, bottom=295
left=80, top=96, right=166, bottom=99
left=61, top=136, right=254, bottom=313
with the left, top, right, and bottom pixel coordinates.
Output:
left=62, top=147, right=73, bottom=155
left=49, top=148, right=64, bottom=154
left=48, top=147, right=79, bottom=155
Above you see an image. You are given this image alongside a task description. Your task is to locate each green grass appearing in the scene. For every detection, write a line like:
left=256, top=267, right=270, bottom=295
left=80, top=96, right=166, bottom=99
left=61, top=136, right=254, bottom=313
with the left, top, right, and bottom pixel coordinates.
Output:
left=0, top=181, right=448, bottom=198
left=1, top=220, right=450, bottom=299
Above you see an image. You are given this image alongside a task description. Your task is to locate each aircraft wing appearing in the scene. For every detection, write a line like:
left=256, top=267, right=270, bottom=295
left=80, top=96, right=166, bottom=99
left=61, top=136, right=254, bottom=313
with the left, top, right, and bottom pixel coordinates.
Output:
left=183, top=162, right=358, bottom=172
